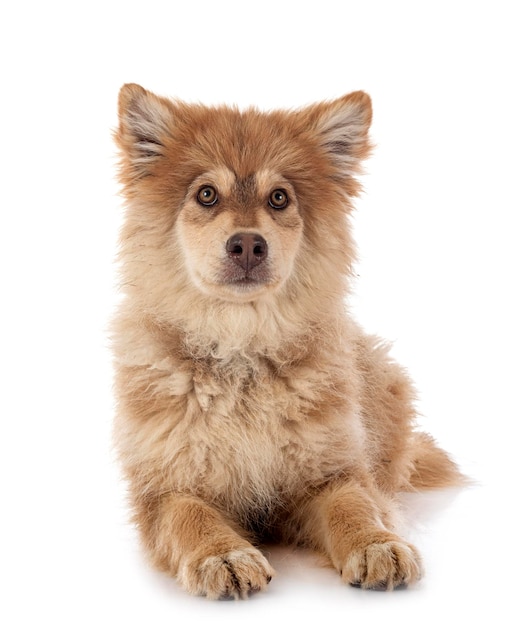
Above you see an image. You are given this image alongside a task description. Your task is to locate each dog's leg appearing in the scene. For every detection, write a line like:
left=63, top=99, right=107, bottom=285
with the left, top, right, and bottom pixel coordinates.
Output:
left=298, top=480, right=421, bottom=590
left=141, top=493, right=274, bottom=599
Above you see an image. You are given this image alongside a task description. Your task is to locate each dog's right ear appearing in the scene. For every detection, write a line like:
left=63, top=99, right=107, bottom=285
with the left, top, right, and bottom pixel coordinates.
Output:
left=115, top=83, right=173, bottom=177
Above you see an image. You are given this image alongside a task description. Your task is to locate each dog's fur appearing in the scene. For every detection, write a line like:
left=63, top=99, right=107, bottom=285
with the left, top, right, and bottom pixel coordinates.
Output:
left=112, top=83, right=463, bottom=598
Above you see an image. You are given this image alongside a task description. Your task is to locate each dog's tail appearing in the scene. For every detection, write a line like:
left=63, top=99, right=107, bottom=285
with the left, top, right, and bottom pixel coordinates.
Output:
left=407, top=431, right=466, bottom=490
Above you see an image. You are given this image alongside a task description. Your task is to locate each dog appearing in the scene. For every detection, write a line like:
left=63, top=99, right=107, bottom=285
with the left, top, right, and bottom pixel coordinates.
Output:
left=112, top=83, right=463, bottom=599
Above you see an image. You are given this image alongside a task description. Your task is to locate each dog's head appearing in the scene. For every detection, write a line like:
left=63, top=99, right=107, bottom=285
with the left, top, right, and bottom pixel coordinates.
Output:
left=115, top=84, right=371, bottom=306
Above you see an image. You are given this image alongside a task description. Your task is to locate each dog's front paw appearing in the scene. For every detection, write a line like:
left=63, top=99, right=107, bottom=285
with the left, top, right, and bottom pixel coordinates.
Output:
left=340, top=538, right=422, bottom=590
left=178, top=547, right=275, bottom=599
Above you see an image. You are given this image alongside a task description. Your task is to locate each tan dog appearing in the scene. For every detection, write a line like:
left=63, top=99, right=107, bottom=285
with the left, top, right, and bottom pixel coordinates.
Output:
left=112, top=83, right=463, bottom=599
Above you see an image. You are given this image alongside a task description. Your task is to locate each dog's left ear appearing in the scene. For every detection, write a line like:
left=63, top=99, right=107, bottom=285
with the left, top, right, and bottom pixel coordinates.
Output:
left=307, top=91, right=372, bottom=177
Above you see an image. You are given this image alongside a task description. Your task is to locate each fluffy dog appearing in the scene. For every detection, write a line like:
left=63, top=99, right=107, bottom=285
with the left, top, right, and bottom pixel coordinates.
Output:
left=112, top=83, right=462, bottom=599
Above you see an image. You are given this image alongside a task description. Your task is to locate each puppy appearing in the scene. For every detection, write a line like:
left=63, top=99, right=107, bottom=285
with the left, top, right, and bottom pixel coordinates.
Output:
left=112, top=83, right=463, bottom=599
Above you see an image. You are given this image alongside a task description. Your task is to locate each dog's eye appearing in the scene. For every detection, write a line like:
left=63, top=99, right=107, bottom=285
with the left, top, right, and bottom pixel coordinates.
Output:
left=268, top=189, right=288, bottom=210
left=197, top=185, right=218, bottom=207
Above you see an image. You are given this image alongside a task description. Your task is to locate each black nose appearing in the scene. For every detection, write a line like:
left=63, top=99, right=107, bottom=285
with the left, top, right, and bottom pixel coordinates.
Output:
left=226, top=232, right=268, bottom=271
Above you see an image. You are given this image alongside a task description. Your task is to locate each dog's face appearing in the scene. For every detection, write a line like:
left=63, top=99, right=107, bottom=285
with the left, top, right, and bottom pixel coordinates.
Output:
left=116, top=85, right=372, bottom=305
left=176, top=165, right=304, bottom=302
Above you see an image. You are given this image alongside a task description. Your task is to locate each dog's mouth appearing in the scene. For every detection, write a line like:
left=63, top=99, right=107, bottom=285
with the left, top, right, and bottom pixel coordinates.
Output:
left=220, top=266, right=271, bottom=290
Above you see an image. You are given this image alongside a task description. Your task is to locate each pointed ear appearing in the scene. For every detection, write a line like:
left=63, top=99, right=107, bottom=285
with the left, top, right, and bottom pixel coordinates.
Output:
left=308, top=91, right=372, bottom=177
left=116, top=83, right=173, bottom=176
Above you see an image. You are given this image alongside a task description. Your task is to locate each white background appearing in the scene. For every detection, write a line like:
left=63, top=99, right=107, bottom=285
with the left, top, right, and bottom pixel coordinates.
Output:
left=1, top=1, right=515, bottom=624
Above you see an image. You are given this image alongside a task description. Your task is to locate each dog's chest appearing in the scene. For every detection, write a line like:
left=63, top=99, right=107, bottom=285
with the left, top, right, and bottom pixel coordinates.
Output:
left=165, top=355, right=354, bottom=505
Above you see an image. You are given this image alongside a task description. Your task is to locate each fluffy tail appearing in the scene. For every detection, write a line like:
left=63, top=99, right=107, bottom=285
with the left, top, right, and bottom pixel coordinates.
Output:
left=407, top=432, right=466, bottom=490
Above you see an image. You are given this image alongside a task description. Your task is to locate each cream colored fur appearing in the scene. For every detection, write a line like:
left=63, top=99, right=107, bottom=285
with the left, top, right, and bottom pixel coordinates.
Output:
left=112, top=83, right=463, bottom=599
